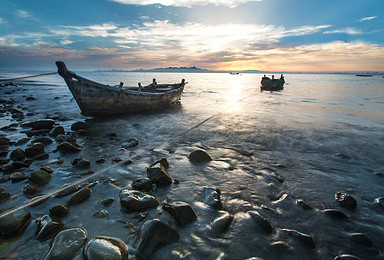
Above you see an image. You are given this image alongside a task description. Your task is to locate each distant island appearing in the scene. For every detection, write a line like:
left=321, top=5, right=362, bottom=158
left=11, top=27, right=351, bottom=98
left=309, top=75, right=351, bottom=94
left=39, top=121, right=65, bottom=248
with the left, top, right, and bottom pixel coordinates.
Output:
left=96, top=66, right=260, bottom=73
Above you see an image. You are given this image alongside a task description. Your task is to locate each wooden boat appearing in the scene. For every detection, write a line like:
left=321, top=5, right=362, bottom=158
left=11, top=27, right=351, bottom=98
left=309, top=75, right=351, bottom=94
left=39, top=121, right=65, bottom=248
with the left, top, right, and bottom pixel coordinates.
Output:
left=56, top=61, right=186, bottom=116
left=260, top=74, right=285, bottom=91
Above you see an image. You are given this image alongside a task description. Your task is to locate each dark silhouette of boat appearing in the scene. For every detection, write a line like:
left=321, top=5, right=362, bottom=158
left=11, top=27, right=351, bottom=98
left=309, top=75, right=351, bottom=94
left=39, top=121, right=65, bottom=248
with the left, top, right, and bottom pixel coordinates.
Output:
left=261, top=74, right=285, bottom=91
left=56, top=61, right=186, bottom=116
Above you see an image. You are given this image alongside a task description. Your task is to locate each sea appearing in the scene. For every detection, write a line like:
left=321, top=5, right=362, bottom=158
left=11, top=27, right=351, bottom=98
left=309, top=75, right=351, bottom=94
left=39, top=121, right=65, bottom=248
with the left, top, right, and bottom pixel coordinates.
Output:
left=0, top=71, right=383, bottom=259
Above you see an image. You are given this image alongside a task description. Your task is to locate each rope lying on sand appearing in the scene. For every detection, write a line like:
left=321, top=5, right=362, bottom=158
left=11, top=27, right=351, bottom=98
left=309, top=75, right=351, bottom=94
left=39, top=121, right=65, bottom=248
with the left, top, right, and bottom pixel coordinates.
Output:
left=0, top=86, right=258, bottom=218
left=0, top=72, right=57, bottom=82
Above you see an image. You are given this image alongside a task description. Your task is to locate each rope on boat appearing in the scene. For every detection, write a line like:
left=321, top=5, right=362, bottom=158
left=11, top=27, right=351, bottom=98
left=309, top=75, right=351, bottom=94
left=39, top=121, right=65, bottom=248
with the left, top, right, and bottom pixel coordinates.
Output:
left=0, top=89, right=259, bottom=218
left=0, top=72, right=57, bottom=82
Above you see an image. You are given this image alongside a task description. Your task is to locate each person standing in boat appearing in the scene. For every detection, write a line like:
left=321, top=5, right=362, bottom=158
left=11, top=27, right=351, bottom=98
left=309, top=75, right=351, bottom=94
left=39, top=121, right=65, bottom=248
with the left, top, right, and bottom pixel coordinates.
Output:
left=280, top=74, right=285, bottom=83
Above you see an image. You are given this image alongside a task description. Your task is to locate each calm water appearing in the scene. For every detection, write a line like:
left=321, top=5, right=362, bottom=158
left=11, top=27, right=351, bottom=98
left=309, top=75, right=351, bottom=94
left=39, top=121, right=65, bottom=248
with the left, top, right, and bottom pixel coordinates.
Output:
left=0, top=71, right=384, bottom=259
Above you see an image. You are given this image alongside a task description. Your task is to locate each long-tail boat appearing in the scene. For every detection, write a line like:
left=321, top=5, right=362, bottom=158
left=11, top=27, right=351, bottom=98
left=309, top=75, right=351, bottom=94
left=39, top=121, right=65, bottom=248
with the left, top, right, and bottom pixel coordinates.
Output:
left=56, top=61, right=186, bottom=116
left=261, top=74, right=285, bottom=91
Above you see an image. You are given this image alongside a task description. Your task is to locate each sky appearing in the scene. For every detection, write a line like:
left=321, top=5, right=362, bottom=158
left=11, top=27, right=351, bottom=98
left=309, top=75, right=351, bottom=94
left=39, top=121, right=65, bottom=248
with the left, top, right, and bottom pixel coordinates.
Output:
left=0, top=0, right=383, bottom=72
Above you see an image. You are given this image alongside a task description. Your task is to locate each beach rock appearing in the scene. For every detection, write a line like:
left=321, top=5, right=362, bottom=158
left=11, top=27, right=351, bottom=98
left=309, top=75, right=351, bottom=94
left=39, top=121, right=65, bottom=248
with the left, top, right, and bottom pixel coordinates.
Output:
left=26, top=129, right=50, bottom=137
left=119, top=189, right=159, bottom=211
left=2, top=164, right=16, bottom=174
left=131, top=178, right=153, bottom=192
left=29, top=169, right=52, bottom=186
left=152, top=157, right=169, bottom=169
left=248, top=210, right=273, bottom=234
left=0, top=207, right=31, bottom=238
left=122, top=138, right=139, bottom=148
left=374, top=197, right=384, bottom=208
left=11, top=160, right=30, bottom=170
left=270, top=241, right=292, bottom=251
left=323, top=209, right=348, bottom=220
left=22, top=119, right=55, bottom=130
left=281, top=228, right=315, bottom=249
left=49, top=126, right=65, bottom=137
left=93, top=210, right=108, bottom=218
left=210, top=211, right=234, bottom=233
left=54, top=184, right=80, bottom=198
left=71, top=121, right=87, bottom=131
left=162, top=201, right=197, bottom=226
left=188, top=149, right=213, bottom=162
left=23, top=183, right=39, bottom=195
left=95, top=158, right=107, bottom=164
left=43, top=228, right=87, bottom=260
left=26, top=96, right=36, bottom=101
left=25, top=142, right=45, bottom=157
left=32, top=137, right=53, bottom=145
left=335, top=192, right=357, bottom=210
left=349, top=233, right=372, bottom=247
left=202, top=187, right=222, bottom=209
left=57, top=142, right=82, bottom=153
left=15, top=138, right=29, bottom=146
left=10, top=148, right=25, bottom=161
left=146, top=163, right=172, bottom=186
left=0, top=187, right=10, bottom=203
left=133, top=218, right=179, bottom=258
left=10, top=171, right=28, bottom=183
left=49, top=204, right=70, bottom=218
left=0, top=136, right=11, bottom=146
left=35, top=215, right=64, bottom=241
left=334, top=254, right=362, bottom=260
left=101, top=198, right=115, bottom=206
left=72, top=158, right=91, bottom=170
left=67, top=187, right=91, bottom=205
left=296, top=199, right=313, bottom=210
left=84, top=236, right=128, bottom=260
left=34, top=152, right=49, bottom=160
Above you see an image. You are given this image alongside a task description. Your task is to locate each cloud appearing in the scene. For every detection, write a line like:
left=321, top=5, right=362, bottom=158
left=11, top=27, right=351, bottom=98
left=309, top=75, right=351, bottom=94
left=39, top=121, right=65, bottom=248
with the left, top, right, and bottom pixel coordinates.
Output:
left=323, top=27, right=362, bottom=35
left=16, top=10, right=32, bottom=19
left=358, top=16, right=377, bottom=22
left=111, top=0, right=262, bottom=8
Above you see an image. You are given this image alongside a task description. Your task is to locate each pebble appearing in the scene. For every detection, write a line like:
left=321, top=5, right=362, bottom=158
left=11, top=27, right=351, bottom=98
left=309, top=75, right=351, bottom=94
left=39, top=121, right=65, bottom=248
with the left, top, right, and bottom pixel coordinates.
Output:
left=119, top=189, right=159, bottom=211
left=29, top=169, right=52, bottom=186
left=84, top=236, right=128, bottom=260
left=67, top=187, right=91, bottom=205
left=10, top=171, right=28, bottom=183
left=281, top=228, right=315, bottom=249
left=35, top=215, right=64, bottom=241
left=162, top=201, right=197, bottom=226
left=202, top=187, right=222, bottom=209
left=0, top=207, right=31, bottom=238
left=188, top=149, right=213, bottom=162
left=248, top=210, right=273, bottom=234
left=210, top=211, right=234, bottom=233
left=49, top=204, right=71, bottom=218
left=23, top=183, right=39, bottom=195
left=323, top=209, right=348, bottom=220
left=335, top=192, right=357, bottom=210
left=131, top=178, right=153, bottom=192
left=57, top=142, right=83, bottom=153
left=146, top=163, right=172, bottom=186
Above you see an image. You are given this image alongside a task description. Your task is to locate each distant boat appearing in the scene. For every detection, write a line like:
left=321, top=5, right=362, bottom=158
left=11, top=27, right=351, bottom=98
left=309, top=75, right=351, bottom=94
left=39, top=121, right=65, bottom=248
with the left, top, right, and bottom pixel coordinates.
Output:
left=356, top=74, right=373, bottom=77
left=229, top=72, right=240, bottom=75
left=260, top=74, right=285, bottom=91
left=56, top=61, right=186, bottom=116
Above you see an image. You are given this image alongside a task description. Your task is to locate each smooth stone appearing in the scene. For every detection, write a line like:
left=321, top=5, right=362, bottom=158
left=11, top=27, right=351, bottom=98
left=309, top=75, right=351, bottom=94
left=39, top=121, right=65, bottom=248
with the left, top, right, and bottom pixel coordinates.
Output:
left=34, top=153, right=49, bottom=160
left=23, top=183, right=39, bottom=195
left=95, top=158, right=107, bottom=164
left=162, top=201, right=197, bottom=226
left=32, top=137, right=53, bottom=145
left=25, top=194, right=51, bottom=207
left=202, top=187, right=222, bottom=209
left=119, top=189, right=159, bottom=211
left=25, top=142, right=45, bottom=157
left=334, top=254, right=362, bottom=260
left=93, top=209, right=108, bottom=218
left=26, top=129, right=50, bottom=137
left=374, top=197, right=384, bottom=208
left=15, top=138, right=29, bottom=146
left=282, top=228, right=315, bottom=249
left=210, top=211, right=234, bottom=233
left=270, top=241, right=292, bottom=250
left=55, top=184, right=80, bottom=198
left=35, top=215, right=64, bottom=241
left=248, top=210, right=273, bottom=234
left=10, top=171, right=28, bottom=183
left=50, top=126, right=65, bottom=137
left=131, top=178, right=152, bottom=192
left=10, top=148, right=25, bottom=161
left=11, top=161, right=30, bottom=169
left=57, top=142, right=83, bottom=153
left=43, top=228, right=87, bottom=260
left=49, top=204, right=70, bottom=218
left=0, top=136, right=11, bottom=146
left=29, top=169, right=52, bottom=185
left=151, top=157, right=169, bottom=169
left=71, top=121, right=87, bottom=131
left=296, top=199, right=313, bottom=210
left=0, top=207, right=31, bottom=238
left=133, top=218, right=180, bottom=258
left=349, top=233, right=372, bottom=247
left=0, top=187, right=10, bottom=203
left=335, top=192, right=357, bottom=210
left=323, top=209, right=348, bottom=220
left=21, top=119, right=55, bottom=130
left=84, top=236, right=128, bottom=260
left=101, top=198, right=115, bottom=206
left=188, top=149, right=213, bottom=162
left=122, top=138, right=139, bottom=148
left=72, top=158, right=91, bottom=169
left=146, top=163, right=172, bottom=186
left=67, top=187, right=91, bottom=205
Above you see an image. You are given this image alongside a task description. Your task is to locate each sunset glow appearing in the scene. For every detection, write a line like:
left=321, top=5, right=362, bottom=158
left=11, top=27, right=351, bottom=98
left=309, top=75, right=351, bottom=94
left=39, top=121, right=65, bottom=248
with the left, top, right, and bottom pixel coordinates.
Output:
left=0, top=0, right=383, bottom=72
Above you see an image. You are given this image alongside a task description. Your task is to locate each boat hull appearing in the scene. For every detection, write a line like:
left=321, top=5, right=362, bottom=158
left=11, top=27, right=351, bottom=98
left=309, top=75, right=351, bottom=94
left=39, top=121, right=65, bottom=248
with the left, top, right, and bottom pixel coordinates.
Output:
left=56, top=61, right=185, bottom=116
left=260, top=78, right=285, bottom=91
